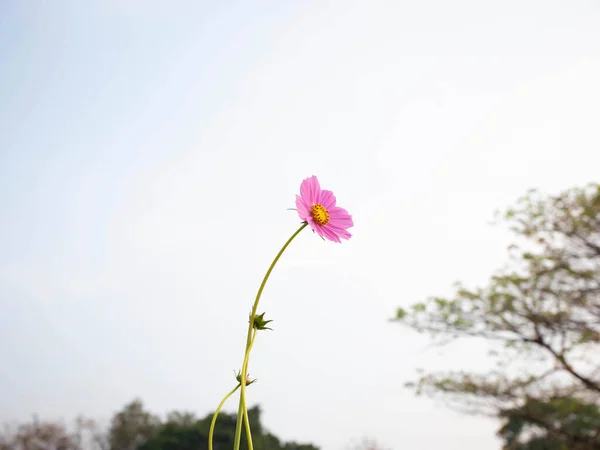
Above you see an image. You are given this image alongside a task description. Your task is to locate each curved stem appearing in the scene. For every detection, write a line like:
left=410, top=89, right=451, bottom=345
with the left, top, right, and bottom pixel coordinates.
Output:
left=233, top=222, right=308, bottom=450
left=208, top=384, right=241, bottom=450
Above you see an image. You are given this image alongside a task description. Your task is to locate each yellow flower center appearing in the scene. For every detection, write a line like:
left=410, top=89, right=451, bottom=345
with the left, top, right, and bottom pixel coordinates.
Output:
left=311, top=204, right=330, bottom=226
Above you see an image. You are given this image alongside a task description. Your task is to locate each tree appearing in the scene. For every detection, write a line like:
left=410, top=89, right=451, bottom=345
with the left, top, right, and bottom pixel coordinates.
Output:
left=108, top=399, right=160, bottom=450
left=137, top=405, right=319, bottom=450
left=393, top=183, right=600, bottom=449
left=498, top=397, right=600, bottom=449
left=0, top=416, right=107, bottom=450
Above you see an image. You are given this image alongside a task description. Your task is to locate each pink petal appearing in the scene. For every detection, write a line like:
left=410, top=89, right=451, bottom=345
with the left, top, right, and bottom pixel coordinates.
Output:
left=328, top=206, right=354, bottom=228
left=320, top=225, right=342, bottom=243
left=295, top=195, right=311, bottom=221
left=300, top=176, right=320, bottom=205
left=328, top=223, right=352, bottom=240
left=319, top=190, right=336, bottom=210
left=312, top=221, right=326, bottom=238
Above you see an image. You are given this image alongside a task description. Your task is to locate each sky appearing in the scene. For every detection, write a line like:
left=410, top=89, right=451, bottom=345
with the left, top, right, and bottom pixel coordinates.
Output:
left=1, top=1, right=600, bottom=449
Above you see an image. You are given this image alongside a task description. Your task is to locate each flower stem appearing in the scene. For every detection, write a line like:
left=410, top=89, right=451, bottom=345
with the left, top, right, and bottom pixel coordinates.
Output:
left=240, top=330, right=257, bottom=450
left=232, top=222, right=308, bottom=450
left=208, top=384, right=241, bottom=450
left=242, top=401, right=253, bottom=450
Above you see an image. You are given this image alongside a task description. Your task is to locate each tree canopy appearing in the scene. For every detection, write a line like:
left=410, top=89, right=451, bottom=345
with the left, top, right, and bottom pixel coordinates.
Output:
left=104, top=399, right=318, bottom=450
left=108, top=399, right=161, bottom=450
left=136, top=404, right=318, bottom=450
left=393, top=183, right=600, bottom=449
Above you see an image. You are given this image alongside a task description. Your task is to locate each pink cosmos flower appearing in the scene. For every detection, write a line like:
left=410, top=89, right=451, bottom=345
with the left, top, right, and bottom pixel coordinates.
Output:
left=295, top=176, right=353, bottom=243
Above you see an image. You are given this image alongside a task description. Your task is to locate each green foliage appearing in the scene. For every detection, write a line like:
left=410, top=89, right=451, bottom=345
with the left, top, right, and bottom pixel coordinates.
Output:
left=134, top=404, right=318, bottom=450
left=1, top=401, right=318, bottom=450
left=498, top=397, right=600, bottom=449
left=108, top=399, right=161, bottom=450
left=393, top=183, right=600, bottom=447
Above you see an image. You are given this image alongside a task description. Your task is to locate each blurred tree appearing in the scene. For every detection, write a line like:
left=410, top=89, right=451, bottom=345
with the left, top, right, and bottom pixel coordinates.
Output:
left=108, top=399, right=160, bottom=450
left=0, top=415, right=107, bottom=450
left=137, top=405, right=318, bottom=450
left=164, top=411, right=196, bottom=427
left=393, top=183, right=600, bottom=449
left=498, top=397, right=600, bottom=449
left=1, top=402, right=318, bottom=450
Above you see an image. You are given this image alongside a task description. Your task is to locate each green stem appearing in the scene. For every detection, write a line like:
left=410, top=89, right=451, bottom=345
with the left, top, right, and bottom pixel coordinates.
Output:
left=233, top=331, right=257, bottom=450
left=242, top=401, right=253, bottom=450
left=242, top=331, right=257, bottom=450
left=232, top=222, right=308, bottom=450
left=209, top=384, right=241, bottom=450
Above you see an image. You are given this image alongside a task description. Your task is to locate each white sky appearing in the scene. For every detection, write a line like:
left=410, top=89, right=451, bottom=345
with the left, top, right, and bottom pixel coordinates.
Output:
left=1, top=1, right=600, bottom=449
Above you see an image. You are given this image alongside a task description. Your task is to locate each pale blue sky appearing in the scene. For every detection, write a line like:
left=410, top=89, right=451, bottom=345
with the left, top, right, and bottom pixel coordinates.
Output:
left=1, top=1, right=600, bottom=449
